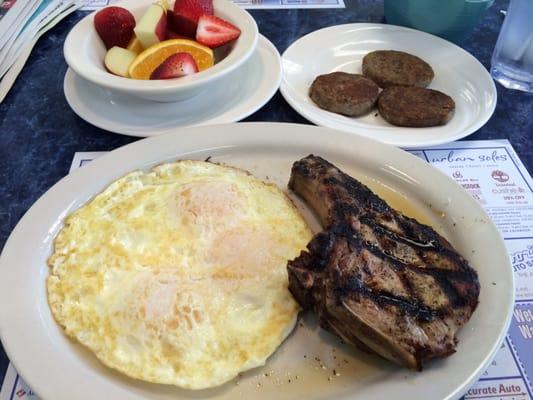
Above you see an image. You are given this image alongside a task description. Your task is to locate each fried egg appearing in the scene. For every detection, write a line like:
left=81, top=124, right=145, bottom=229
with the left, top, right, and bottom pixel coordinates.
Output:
left=47, top=161, right=312, bottom=389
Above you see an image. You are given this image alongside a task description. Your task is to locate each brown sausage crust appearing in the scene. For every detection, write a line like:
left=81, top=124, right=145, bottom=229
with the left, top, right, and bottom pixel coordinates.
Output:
left=362, top=50, right=434, bottom=88
left=378, top=86, right=455, bottom=127
left=309, top=72, right=380, bottom=117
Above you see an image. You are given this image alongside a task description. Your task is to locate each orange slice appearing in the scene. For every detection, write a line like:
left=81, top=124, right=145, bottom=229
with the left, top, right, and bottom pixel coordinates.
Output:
left=128, top=39, right=214, bottom=80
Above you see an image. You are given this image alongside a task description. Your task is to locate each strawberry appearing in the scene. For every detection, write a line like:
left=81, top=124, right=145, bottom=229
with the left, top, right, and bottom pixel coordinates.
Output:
left=173, top=0, right=213, bottom=22
left=169, top=0, right=213, bottom=38
left=94, top=6, right=135, bottom=49
left=167, top=10, right=197, bottom=38
left=150, top=52, right=199, bottom=79
left=196, top=15, right=241, bottom=48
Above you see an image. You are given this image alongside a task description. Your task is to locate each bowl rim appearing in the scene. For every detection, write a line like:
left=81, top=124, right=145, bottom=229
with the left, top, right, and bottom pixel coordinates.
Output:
left=63, top=0, right=258, bottom=94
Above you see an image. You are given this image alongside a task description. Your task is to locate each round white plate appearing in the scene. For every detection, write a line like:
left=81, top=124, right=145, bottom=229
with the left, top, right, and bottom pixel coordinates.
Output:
left=0, top=123, right=512, bottom=400
left=280, top=23, right=497, bottom=148
left=63, top=35, right=281, bottom=137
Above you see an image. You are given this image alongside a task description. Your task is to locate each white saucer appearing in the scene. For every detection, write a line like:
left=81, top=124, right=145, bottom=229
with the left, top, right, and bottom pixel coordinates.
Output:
left=64, top=35, right=281, bottom=137
left=280, top=23, right=497, bottom=148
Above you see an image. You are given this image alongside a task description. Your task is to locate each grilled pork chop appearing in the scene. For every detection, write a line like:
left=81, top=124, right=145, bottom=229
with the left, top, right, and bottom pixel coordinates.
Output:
left=287, top=155, right=480, bottom=370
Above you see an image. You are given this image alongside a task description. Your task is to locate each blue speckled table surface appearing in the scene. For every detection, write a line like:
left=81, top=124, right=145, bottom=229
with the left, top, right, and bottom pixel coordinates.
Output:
left=0, top=0, right=532, bottom=380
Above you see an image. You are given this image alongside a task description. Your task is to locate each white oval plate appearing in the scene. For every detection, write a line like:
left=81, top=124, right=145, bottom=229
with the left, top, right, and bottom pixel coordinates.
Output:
left=0, top=123, right=512, bottom=400
left=64, top=35, right=281, bottom=137
left=280, top=24, right=497, bottom=148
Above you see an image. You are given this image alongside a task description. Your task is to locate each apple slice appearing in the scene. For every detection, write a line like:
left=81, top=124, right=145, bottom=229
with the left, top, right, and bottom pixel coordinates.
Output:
left=126, top=35, right=144, bottom=54
left=104, top=46, right=137, bottom=77
left=133, top=4, right=167, bottom=49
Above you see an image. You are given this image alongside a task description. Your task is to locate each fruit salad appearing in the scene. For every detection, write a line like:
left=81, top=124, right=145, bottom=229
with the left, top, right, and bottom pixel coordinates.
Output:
left=95, top=0, right=241, bottom=80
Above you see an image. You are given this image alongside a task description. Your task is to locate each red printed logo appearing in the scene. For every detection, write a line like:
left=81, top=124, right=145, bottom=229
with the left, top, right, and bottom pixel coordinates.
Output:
left=491, top=170, right=509, bottom=183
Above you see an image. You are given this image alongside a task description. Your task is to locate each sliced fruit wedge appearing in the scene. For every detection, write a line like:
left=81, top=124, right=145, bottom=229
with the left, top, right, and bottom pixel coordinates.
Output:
left=128, top=38, right=214, bottom=80
left=167, top=10, right=197, bottom=38
left=150, top=52, right=198, bottom=79
left=134, top=3, right=167, bottom=49
left=196, top=15, right=241, bottom=48
left=104, top=47, right=137, bottom=77
left=126, top=35, right=144, bottom=54
left=169, top=0, right=213, bottom=38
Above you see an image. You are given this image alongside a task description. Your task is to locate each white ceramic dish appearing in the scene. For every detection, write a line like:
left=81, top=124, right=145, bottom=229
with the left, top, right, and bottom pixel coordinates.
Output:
left=64, top=0, right=258, bottom=102
left=64, top=35, right=281, bottom=136
left=0, top=123, right=513, bottom=400
left=280, top=23, right=497, bottom=148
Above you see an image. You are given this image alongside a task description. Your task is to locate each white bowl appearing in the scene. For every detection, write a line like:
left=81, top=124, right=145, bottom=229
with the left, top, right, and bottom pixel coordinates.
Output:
left=64, top=0, right=258, bottom=102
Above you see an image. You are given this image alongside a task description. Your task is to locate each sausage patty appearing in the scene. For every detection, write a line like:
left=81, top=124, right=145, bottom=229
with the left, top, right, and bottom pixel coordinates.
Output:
left=309, top=72, right=379, bottom=117
left=378, top=86, right=455, bottom=127
left=362, top=50, right=434, bottom=88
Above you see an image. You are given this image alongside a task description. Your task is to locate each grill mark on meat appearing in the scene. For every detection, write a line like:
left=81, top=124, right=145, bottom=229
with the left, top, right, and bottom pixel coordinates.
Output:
left=326, top=179, right=477, bottom=309
left=287, top=155, right=480, bottom=369
left=360, top=216, right=438, bottom=249
left=330, top=221, right=467, bottom=314
left=356, top=217, right=477, bottom=308
left=335, top=274, right=443, bottom=322
left=328, top=211, right=477, bottom=307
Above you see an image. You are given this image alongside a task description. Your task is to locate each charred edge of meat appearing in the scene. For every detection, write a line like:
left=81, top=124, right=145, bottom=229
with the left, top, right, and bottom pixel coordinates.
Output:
left=290, top=154, right=327, bottom=183
left=324, top=176, right=390, bottom=215
left=288, top=247, right=330, bottom=313
left=306, top=232, right=335, bottom=271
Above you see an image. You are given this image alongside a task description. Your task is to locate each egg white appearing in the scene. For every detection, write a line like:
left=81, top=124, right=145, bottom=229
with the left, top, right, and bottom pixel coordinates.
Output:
left=47, top=161, right=312, bottom=389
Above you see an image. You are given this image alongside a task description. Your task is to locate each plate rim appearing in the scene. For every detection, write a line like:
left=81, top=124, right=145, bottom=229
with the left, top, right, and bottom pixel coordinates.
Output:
left=279, top=23, right=498, bottom=148
left=63, top=35, right=282, bottom=137
left=0, top=122, right=513, bottom=400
